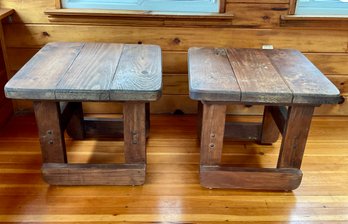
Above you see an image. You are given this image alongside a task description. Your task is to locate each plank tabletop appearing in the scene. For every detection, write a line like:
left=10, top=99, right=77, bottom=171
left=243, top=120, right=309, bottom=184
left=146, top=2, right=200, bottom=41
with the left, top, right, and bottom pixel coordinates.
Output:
left=188, top=47, right=340, bottom=105
left=5, top=42, right=162, bottom=101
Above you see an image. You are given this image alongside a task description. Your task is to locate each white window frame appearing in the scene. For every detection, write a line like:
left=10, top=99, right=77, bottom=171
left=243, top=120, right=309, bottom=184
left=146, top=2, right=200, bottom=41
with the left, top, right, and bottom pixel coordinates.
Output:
left=61, top=0, right=221, bottom=13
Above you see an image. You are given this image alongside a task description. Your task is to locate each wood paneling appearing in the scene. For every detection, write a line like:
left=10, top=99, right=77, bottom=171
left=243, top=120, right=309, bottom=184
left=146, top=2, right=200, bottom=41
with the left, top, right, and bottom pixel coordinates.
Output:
left=7, top=48, right=348, bottom=77
left=327, top=75, right=348, bottom=96
left=4, top=24, right=348, bottom=53
left=226, top=3, right=289, bottom=28
left=0, top=0, right=52, bottom=23
left=2, top=0, right=348, bottom=116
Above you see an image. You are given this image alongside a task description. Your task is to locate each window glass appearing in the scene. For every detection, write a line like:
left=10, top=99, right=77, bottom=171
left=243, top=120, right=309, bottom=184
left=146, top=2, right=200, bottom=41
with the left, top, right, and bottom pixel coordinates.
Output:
left=296, top=0, right=348, bottom=15
left=62, top=0, right=220, bottom=13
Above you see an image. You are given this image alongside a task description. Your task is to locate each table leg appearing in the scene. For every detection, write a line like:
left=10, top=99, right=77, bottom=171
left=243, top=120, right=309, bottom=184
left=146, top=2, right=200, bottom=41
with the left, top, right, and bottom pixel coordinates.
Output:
left=197, top=101, right=203, bottom=141
left=200, top=103, right=226, bottom=165
left=33, top=101, right=67, bottom=163
left=123, top=102, right=146, bottom=164
left=200, top=103, right=305, bottom=190
left=66, top=102, right=85, bottom=140
left=145, top=102, right=150, bottom=138
left=278, top=105, right=315, bottom=169
left=259, top=106, right=279, bottom=144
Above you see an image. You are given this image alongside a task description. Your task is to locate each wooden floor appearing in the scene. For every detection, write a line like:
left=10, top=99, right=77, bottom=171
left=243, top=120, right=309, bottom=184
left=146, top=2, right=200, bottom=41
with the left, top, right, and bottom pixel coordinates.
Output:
left=0, top=114, right=348, bottom=223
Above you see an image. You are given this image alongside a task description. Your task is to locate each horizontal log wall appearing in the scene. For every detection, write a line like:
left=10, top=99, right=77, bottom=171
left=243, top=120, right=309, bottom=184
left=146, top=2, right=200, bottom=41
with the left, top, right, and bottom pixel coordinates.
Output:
left=1, top=0, right=348, bottom=115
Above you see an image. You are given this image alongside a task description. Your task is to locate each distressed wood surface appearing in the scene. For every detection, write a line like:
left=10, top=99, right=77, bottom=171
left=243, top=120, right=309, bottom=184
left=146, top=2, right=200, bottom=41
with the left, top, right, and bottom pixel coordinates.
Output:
left=110, top=44, right=162, bottom=101
left=259, top=106, right=279, bottom=144
left=270, top=106, right=288, bottom=134
left=123, top=102, right=146, bottom=164
left=265, top=49, right=341, bottom=104
left=84, top=117, right=124, bottom=139
left=64, top=102, right=85, bottom=140
left=200, top=166, right=303, bottom=190
left=277, top=105, right=315, bottom=169
left=55, top=43, right=123, bottom=101
left=42, top=163, right=146, bottom=186
left=33, top=101, right=67, bottom=163
left=226, top=48, right=292, bottom=103
left=5, top=42, right=84, bottom=100
left=224, top=122, right=261, bottom=141
left=188, top=48, right=341, bottom=105
left=200, top=104, right=226, bottom=165
left=5, top=42, right=162, bottom=101
left=188, top=47, right=240, bottom=101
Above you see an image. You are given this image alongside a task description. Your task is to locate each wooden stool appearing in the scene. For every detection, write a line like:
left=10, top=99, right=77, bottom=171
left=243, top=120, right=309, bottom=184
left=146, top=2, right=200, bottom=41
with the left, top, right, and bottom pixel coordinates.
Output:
left=5, top=42, right=162, bottom=185
left=188, top=47, right=341, bottom=190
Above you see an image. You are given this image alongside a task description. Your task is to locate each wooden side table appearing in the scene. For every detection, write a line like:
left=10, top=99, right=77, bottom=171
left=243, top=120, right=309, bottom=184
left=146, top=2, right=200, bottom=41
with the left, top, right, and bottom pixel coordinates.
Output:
left=5, top=42, right=162, bottom=185
left=188, top=47, right=341, bottom=190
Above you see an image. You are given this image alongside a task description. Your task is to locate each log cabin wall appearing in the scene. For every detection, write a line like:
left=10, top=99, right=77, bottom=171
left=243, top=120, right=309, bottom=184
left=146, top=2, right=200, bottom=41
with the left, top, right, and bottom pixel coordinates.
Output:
left=1, top=0, right=348, bottom=116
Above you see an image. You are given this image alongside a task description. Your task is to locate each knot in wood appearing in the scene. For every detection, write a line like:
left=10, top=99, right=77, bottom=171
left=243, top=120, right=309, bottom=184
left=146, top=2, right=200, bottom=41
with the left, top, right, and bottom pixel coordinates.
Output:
left=214, top=48, right=226, bottom=56
left=42, top=31, right=50, bottom=37
left=173, top=37, right=181, bottom=45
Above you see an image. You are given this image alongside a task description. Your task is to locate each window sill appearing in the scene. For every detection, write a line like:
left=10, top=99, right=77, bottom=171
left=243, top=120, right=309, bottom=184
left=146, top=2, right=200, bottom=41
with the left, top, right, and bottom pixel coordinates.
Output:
left=44, top=9, right=234, bottom=27
left=280, top=15, right=348, bottom=29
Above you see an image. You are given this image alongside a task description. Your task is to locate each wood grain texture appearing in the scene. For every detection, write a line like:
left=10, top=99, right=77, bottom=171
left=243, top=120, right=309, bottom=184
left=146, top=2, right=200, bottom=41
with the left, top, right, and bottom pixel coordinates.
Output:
left=33, top=101, right=67, bottom=163
left=226, top=48, right=292, bottom=104
left=110, top=44, right=162, bottom=101
left=3, top=0, right=348, bottom=117
left=226, top=3, right=289, bottom=28
left=55, top=43, right=123, bottom=101
left=42, top=163, right=146, bottom=186
left=5, top=42, right=162, bottom=101
left=65, top=102, right=85, bottom=140
left=269, top=106, right=288, bottom=134
left=123, top=102, right=146, bottom=163
left=200, top=104, right=226, bottom=165
left=265, top=49, right=341, bottom=104
left=277, top=106, right=314, bottom=169
left=200, top=166, right=302, bottom=190
left=5, top=24, right=348, bottom=53
left=259, top=106, right=279, bottom=144
left=8, top=48, right=348, bottom=77
left=288, top=0, right=297, bottom=14
left=189, top=48, right=341, bottom=105
left=5, top=42, right=84, bottom=100
left=188, top=47, right=240, bottom=101
left=84, top=117, right=124, bottom=139
left=224, top=122, right=261, bottom=141
left=1, top=115, right=348, bottom=223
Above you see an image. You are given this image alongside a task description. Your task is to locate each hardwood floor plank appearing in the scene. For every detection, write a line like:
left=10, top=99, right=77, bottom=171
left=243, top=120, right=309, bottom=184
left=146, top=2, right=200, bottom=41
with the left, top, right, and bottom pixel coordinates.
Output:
left=0, top=114, right=347, bottom=223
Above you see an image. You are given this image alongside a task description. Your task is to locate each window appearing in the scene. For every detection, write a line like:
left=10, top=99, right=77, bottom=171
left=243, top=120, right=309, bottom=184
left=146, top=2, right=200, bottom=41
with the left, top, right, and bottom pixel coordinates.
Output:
left=61, top=0, right=221, bottom=13
left=296, top=0, right=348, bottom=15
